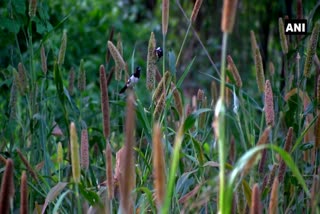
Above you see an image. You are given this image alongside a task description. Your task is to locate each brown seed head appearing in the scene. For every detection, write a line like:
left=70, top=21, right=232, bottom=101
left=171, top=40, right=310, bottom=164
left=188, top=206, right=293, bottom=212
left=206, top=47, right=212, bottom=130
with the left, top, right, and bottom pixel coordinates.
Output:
left=106, top=141, right=114, bottom=199
left=105, top=27, right=114, bottom=64
left=17, top=149, right=38, bottom=181
left=152, top=123, right=166, bottom=208
left=78, top=59, right=86, bottom=91
left=119, top=92, right=136, bottom=213
left=227, top=55, right=242, bottom=87
left=250, top=184, right=262, bottom=214
left=115, top=33, right=124, bottom=81
left=41, top=45, right=47, bottom=74
left=20, top=171, right=28, bottom=214
left=190, top=0, right=203, bottom=23
left=108, top=41, right=126, bottom=73
left=255, top=48, right=265, bottom=93
left=269, top=62, right=275, bottom=77
left=100, top=65, right=110, bottom=139
left=17, top=63, right=27, bottom=94
left=153, top=93, right=166, bottom=120
left=264, top=80, right=275, bottom=127
left=0, top=159, right=14, bottom=214
left=221, top=0, right=238, bottom=33
left=250, top=30, right=258, bottom=58
left=162, top=0, right=169, bottom=35
left=81, top=129, right=89, bottom=170
left=269, top=176, right=279, bottom=214
left=153, top=71, right=171, bottom=103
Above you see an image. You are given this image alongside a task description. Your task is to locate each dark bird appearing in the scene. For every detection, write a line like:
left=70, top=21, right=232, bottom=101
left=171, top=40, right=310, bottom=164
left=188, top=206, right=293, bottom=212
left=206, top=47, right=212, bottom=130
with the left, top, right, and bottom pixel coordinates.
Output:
left=119, top=66, right=141, bottom=94
left=155, top=47, right=163, bottom=61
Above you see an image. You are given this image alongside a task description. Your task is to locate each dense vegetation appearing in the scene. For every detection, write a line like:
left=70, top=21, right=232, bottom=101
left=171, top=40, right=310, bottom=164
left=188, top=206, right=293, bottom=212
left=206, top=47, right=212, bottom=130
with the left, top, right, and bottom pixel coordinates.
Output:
left=1, top=0, right=320, bottom=213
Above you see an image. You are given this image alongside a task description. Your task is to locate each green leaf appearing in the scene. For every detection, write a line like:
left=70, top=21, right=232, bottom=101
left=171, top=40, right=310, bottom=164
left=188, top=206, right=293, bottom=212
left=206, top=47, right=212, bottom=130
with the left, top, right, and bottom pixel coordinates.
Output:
left=176, top=57, right=195, bottom=88
left=183, top=108, right=212, bottom=132
left=226, top=144, right=310, bottom=209
left=52, top=190, right=72, bottom=214
left=135, top=187, right=156, bottom=212
left=35, top=18, right=48, bottom=34
left=78, top=183, right=101, bottom=205
left=292, top=115, right=317, bottom=152
left=12, top=0, right=26, bottom=15
left=190, top=136, right=205, bottom=166
left=175, top=169, right=198, bottom=194
left=299, top=142, right=314, bottom=151
left=0, top=18, right=20, bottom=33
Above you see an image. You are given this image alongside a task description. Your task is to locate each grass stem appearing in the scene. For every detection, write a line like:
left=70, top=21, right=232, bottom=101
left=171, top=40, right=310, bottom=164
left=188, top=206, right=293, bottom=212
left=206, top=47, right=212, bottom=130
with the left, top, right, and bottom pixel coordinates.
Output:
left=176, top=24, right=191, bottom=67
left=218, top=32, right=228, bottom=213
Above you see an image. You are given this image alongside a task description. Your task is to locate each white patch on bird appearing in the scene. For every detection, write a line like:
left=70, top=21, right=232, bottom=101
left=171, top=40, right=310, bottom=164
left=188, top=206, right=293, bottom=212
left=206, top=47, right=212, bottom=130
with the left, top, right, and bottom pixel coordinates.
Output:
left=127, top=76, right=139, bottom=87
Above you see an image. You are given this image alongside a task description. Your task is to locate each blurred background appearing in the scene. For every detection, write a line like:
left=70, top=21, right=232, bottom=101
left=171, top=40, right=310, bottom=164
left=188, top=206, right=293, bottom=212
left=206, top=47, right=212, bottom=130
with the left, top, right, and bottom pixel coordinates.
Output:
left=1, top=0, right=319, bottom=98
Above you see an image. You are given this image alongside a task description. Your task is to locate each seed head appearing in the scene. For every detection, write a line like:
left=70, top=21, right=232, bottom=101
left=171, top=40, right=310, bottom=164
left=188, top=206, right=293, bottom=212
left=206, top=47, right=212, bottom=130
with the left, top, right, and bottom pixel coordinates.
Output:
left=57, top=142, right=63, bottom=164
left=227, top=55, right=242, bottom=87
left=20, top=171, right=28, bottom=214
left=106, top=141, right=113, bottom=199
left=153, top=71, right=170, bottom=103
left=264, top=80, right=274, bottom=127
left=108, top=41, right=126, bottom=73
left=279, top=18, right=288, bottom=54
left=70, top=122, right=81, bottom=183
left=81, top=128, right=89, bottom=170
left=41, top=45, right=47, bottom=74
left=304, top=22, right=320, bottom=78
left=0, top=159, right=14, bottom=214
left=250, top=184, right=262, bottom=214
left=221, top=0, right=238, bottom=33
left=162, top=0, right=169, bottom=35
left=78, top=59, right=86, bottom=91
left=57, top=30, right=67, bottom=66
left=147, top=32, right=157, bottom=90
left=152, top=123, right=166, bottom=208
left=100, top=65, right=110, bottom=139
left=255, top=48, right=265, bottom=93
left=115, top=33, right=123, bottom=81
left=17, top=63, right=27, bottom=94
left=268, top=177, right=279, bottom=214
left=190, top=0, right=203, bottom=23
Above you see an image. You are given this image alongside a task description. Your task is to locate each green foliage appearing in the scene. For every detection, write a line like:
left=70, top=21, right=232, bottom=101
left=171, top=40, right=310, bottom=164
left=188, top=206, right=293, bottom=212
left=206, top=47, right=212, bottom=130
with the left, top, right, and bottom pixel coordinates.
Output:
left=0, top=0, right=320, bottom=213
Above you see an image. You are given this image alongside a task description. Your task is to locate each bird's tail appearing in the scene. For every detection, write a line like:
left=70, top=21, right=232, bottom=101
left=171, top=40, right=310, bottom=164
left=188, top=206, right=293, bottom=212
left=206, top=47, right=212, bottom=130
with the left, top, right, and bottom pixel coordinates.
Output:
left=119, top=85, right=127, bottom=94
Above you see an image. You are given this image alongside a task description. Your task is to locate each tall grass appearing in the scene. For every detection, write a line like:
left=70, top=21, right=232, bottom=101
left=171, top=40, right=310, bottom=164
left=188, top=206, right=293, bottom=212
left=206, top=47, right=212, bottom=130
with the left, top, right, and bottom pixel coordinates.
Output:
left=1, top=0, right=320, bottom=213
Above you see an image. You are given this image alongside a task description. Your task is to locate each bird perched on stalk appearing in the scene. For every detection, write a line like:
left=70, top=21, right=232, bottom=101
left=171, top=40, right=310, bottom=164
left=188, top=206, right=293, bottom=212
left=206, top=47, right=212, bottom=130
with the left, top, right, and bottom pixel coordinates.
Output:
left=119, top=66, right=141, bottom=94
left=155, top=47, right=163, bottom=61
